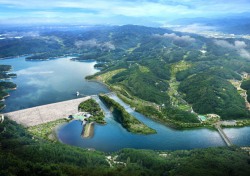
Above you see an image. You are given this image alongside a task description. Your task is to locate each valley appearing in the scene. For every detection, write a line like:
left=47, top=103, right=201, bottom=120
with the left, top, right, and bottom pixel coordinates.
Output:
left=1, top=24, right=250, bottom=175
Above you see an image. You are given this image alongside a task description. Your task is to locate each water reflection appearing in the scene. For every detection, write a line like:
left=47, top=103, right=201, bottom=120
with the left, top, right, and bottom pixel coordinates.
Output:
left=0, top=56, right=109, bottom=112
left=58, top=96, right=225, bottom=152
left=1, top=56, right=249, bottom=152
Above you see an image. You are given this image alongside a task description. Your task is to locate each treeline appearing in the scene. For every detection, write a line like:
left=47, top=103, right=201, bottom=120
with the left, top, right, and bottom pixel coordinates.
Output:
left=25, top=51, right=66, bottom=61
left=0, top=65, right=14, bottom=80
left=1, top=118, right=250, bottom=176
left=78, top=99, right=105, bottom=124
left=99, top=94, right=156, bottom=134
left=0, top=65, right=11, bottom=72
left=0, top=81, right=16, bottom=89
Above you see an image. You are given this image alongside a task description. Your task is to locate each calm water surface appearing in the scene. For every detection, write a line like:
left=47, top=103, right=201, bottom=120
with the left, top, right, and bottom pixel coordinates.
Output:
left=58, top=95, right=226, bottom=152
left=0, top=56, right=109, bottom=112
left=1, top=56, right=250, bottom=152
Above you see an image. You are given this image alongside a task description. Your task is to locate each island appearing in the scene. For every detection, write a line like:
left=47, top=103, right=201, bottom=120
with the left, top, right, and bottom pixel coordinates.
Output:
left=78, top=98, right=105, bottom=124
left=99, top=94, right=156, bottom=134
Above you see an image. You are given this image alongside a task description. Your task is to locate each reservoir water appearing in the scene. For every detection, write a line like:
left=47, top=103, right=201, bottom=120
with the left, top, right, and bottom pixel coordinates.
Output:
left=1, top=56, right=250, bottom=152
left=0, top=56, right=109, bottom=112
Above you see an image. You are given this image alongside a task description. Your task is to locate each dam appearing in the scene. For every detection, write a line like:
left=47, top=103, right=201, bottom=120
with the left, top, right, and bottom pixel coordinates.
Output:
left=4, top=96, right=91, bottom=127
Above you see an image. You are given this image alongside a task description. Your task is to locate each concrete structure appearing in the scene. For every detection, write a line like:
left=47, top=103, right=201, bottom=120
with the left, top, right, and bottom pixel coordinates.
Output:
left=198, top=115, right=207, bottom=122
left=5, top=96, right=91, bottom=127
left=215, top=123, right=233, bottom=146
left=0, top=114, right=4, bottom=123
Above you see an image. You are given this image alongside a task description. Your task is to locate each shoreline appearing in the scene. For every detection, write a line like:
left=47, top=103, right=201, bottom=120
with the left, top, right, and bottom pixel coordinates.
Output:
left=86, top=79, right=112, bottom=91
left=50, top=121, right=68, bottom=142
left=82, top=122, right=95, bottom=138
left=0, top=54, right=30, bottom=60
left=87, top=77, right=250, bottom=130
left=27, top=118, right=70, bottom=142
left=86, top=77, right=204, bottom=130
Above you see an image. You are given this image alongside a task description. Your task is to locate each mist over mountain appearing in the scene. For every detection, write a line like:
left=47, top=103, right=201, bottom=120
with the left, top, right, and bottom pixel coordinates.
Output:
left=169, top=12, right=250, bottom=34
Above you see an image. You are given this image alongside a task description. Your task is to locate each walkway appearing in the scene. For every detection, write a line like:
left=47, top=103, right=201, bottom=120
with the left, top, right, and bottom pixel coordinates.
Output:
left=5, top=96, right=91, bottom=127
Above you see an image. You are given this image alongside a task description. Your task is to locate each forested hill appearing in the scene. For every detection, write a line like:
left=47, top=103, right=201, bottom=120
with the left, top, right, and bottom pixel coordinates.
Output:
left=1, top=118, right=250, bottom=175
left=1, top=25, right=250, bottom=122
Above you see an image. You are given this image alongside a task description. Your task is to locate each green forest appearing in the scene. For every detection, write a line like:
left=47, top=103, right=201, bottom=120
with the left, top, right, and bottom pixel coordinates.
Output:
left=1, top=25, right=250, bottom=175
left=78, top=99, right=105, bottom=124
left=1, top=118, right=250, bottom=176
left=1, top=25, right=250, bottom=123
left=179, top=73, right=250, bottom=119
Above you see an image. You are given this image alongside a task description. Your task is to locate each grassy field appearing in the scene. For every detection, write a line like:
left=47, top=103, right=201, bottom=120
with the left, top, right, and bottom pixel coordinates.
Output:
left=168, top=61, right=192, bottom=110
left=28, top=118, right=69, bottom=141
left=95, top=69, right=126, bottom=83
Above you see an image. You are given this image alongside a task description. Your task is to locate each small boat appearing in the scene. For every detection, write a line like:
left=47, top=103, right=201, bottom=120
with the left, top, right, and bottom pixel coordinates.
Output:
left=76, top=91, right=80, bottom=96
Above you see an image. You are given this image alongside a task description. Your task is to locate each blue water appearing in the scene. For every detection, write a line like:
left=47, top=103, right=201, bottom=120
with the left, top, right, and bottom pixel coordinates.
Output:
left=1, top=56, right=250, bottom=152
left=224, top=127, right=250, bottom=146
left=58, top=95, right=226, bottom=152
left=0, top=56, right=109, bottom=112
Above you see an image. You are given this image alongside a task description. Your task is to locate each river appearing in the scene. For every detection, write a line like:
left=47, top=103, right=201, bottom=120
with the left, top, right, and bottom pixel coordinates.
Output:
left=1, top=56, right=250, bottom=152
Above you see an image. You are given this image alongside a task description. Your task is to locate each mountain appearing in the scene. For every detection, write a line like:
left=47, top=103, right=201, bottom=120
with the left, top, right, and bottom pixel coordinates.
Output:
left=1, top=25, right=250, bottom=125
left=1, top=24, right=250, bottom=175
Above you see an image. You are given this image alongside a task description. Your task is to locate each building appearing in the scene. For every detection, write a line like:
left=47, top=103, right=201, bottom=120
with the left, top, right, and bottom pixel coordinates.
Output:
left=0, top=114, right=4, bottom=123
left=198, top=115, right=207, bottom=122
left=241, top=72, right=249, bottom=79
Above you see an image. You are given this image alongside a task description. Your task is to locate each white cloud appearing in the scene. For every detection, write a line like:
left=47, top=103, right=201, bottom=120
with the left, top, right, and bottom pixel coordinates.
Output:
left=165, top=23, right=217, bottom=33
left=75, top=39, right=100, bottom=48
left=214, top=40, right=250, bottom=59
left=0, top=0, right=250, bottom=25
left=239, top=49, right=250, bottom=59
left=75, top=39, right=115, bottom=50
left=214, top=40, right=235, bottom=50
left=235, top=41, right=247, bottom=49
left=154, top=33, right=195, bottom=42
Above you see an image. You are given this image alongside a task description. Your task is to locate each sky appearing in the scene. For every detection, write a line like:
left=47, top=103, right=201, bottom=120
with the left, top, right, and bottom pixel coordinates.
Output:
left=0, top=0, right=250, bottom=26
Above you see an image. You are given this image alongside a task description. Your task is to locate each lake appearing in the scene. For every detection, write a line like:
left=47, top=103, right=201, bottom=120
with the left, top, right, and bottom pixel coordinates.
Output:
left=0, top=56, right=109, bottom=112
left=1, top=56, right=250, bottom=152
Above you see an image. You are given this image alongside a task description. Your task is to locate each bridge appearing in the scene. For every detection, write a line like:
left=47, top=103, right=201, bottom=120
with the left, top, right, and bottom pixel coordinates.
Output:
left=4, top=96, right=91, bottom=127
left=215, top=123, right=233, bottom=146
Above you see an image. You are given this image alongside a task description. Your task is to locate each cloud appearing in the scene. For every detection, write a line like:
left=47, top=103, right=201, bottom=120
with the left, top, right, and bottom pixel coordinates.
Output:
left=214, top=40, right=235, bottom=50
left=0, top=0, right=250, bottom=25
left=75, top=39, right=99, bottom=48
left=165, top=23, right=217, bottom=33
left=102, top=41, right=116, bottom=50
left=154, top=33, right=195, bottom=42
left=235, top=40, right=247, bottom=49
left=75, top=39, right=115, bottom=50
left=16, top=69, right=54, bottom=76
left=239, top=49, right=250, bottom=59
left=214, top=40, right=250, bottom=59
